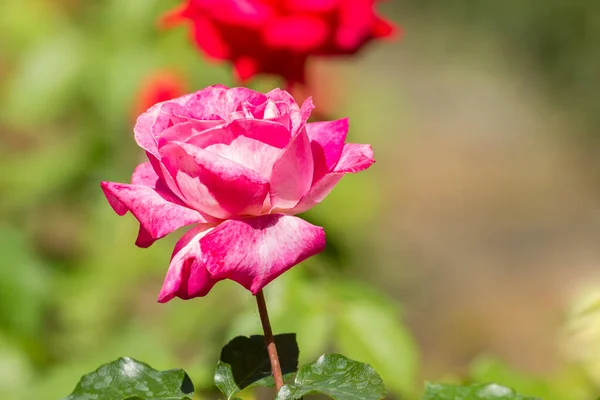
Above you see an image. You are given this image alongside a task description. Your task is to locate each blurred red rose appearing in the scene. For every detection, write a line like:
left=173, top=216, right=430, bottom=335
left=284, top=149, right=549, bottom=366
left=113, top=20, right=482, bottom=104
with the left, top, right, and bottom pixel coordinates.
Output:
left=161, top=0, right=397, bottom=86
left=133, top=70, right=187, bottom=120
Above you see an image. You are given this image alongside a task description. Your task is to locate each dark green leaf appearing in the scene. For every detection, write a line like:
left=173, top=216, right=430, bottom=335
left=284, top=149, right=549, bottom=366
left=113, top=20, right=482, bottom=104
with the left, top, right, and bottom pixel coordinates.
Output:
left=422, top=382, right=540, bottom=400
left=214, top=334, right=299, bottom=399
left=64, top=357, right=194, bottom=400
left=276, top=354, right=386, bottom=400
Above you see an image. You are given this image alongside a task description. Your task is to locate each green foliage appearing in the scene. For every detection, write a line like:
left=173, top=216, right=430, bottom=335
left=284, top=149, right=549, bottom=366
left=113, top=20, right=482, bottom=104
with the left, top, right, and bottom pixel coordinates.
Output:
left=64, top=358, right=194, bottom=400
left=215, top=334, right=299, bottom=399
left=227, top=271, right=419, bottom=397
left=276, top=354, right=386, bottom=400
left=422, top=382, right=539, bottom=400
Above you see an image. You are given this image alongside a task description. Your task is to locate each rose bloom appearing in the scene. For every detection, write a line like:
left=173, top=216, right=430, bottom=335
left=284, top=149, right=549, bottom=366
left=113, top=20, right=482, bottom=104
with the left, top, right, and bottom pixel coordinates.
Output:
left=101, top=85, right=374, bottom=302
left=161, top=0, right=396, bottom=85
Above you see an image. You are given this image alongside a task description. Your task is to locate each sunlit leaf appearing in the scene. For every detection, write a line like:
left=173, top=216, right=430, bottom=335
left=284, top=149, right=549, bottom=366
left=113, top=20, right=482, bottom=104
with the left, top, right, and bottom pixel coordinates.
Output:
left=276, top=354, right=385, bottom=400
left=64, top=357, right=194, bottom=400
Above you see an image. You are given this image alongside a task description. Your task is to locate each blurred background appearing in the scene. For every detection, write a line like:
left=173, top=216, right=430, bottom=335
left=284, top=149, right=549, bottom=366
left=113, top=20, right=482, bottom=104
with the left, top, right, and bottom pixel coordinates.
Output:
left=1, top=1, right=600, bottom=399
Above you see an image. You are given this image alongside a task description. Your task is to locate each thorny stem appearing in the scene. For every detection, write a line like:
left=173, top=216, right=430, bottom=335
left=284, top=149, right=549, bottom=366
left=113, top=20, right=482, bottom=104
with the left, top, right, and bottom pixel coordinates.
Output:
left=255, top=290, right=284, bottom=392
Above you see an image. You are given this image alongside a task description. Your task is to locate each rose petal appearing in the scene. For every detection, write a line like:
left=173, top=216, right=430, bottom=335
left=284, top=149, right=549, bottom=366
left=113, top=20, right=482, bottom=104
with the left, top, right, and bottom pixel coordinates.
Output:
left=134, top=93, right=201, bottom=157
left=285, top=0, right=339, bottom=12
left=160, top=142, right=270, bottom=218
left=131, top=162, right=161, bottom=187
left=263, top=16, right=329, bottom=52
left=158, top=224, right=218, bottom=303
left=202, top=214, right=325, bottom=294
left=372, top=16, right=398, bottom=39
left=191, top=16, right=231, bottom=59
left=134, top=85, right=235, bottom=158
left=336, top=0, right=373, bottom=50
left=334, top=143, right=375, bottom=173
left=184, top=119, right=290, bottom=179
left=289, top=143, right=375, bottom=214
left=306, top=118, right=348, bottom=181
left=210, top=0, right=273, bottom=25
left=233, top=56, right=259, bottom=82
left=100, top=181, right=208, bottom=248
left=269, top=128, right=314, bottom=210
left=158, top=214, right=325, bottom=301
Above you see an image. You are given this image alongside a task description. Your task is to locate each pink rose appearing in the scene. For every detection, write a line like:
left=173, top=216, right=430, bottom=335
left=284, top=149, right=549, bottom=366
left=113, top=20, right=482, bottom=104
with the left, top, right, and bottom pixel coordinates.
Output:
left=161, top=0, right=397, bottom=85
left=101, top=85, right=374, bottom=302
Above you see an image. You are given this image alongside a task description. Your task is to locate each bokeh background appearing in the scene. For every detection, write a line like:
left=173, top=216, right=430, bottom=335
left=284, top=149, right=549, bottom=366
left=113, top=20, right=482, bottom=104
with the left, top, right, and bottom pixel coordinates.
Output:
left=2, top=1, right=600, bottom=399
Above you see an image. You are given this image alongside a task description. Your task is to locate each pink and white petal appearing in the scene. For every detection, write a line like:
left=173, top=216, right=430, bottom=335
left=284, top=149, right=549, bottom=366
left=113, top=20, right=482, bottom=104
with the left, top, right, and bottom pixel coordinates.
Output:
left=156, top=120, right=225, bottom=149
left=224, top=87, right=268, bottom=117
left=206, top=136, right=284, bottom=180
left=289, top=144, right=375, bottom=214
left=266, top=88, right=297, bottom=107
left=290, top=97, right=315, bottom=136
left=158, top=224, right=219, bottom=303
left=306, top=118, right=348, bottom=181
left=334, top=143, right=375, bottom=173
left=100, top=181, right=208, bottom=247
left=131, top=162, right=161, bottom=187
left=269, top=128, right=314, bottom=210
left=201, top=214, right=326, bottom=294
left=134, top=94, right=201, bottom=157
left=159, top=142, right=270, bottom=218
left=287, top=173, right=344, bottom=215
left=185, top=119, right=291, bottom=149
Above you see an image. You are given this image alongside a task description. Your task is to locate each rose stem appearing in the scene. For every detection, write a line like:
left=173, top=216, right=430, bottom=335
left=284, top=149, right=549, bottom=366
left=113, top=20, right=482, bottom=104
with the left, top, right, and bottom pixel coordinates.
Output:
left=255, top=289, right=284, bottom=392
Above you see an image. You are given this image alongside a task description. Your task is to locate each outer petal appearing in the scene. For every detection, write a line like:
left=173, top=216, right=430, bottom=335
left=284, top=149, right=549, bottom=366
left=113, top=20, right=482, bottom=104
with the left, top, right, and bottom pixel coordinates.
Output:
left=269, top=128, right=314, bottom=210
left=306, top=118, right=348, bottom=181
left=202, top=214, right=325, bottom=294
left=131, top=161, right=162, bottom=187
left=286, top=0, right=339, bottom=12
left=158, top=224, right=219, bottom=303
left=100, top=181, right=208, bottom=248
left=334, top=142, right=375, bottom=173
left=159, top=142, right=270, bottom=218
left=336, top=0, right=374, bottom=51
left=133, top=85, right=233, bottom=157
left=289, top=143, right=375, bottom=214
left=263, top=16, right=328, bottom=51
left=191, top=16, right=231, bottom=59
left=209, top=0, right=273, bottom=25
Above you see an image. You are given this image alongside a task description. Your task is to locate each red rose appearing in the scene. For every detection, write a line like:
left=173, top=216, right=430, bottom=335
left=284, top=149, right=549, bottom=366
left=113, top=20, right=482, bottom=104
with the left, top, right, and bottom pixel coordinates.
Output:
left=161, top=0, right=397, bottom=86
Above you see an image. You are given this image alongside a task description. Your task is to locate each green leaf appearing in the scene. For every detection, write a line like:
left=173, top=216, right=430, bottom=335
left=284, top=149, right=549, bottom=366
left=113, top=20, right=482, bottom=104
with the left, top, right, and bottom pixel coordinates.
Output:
left=422, top=382, right=540, bottom=400
left=214, top=334, right=299, bottom=399
left=276, top=354, right=386, bottom=400
left=64, top=357, right=194, bottom=400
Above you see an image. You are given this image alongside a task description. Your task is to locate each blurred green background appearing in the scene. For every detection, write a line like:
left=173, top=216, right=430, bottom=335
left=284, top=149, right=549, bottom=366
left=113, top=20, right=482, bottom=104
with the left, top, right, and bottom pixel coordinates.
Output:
left=2, top=0, right=600, bottom=399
